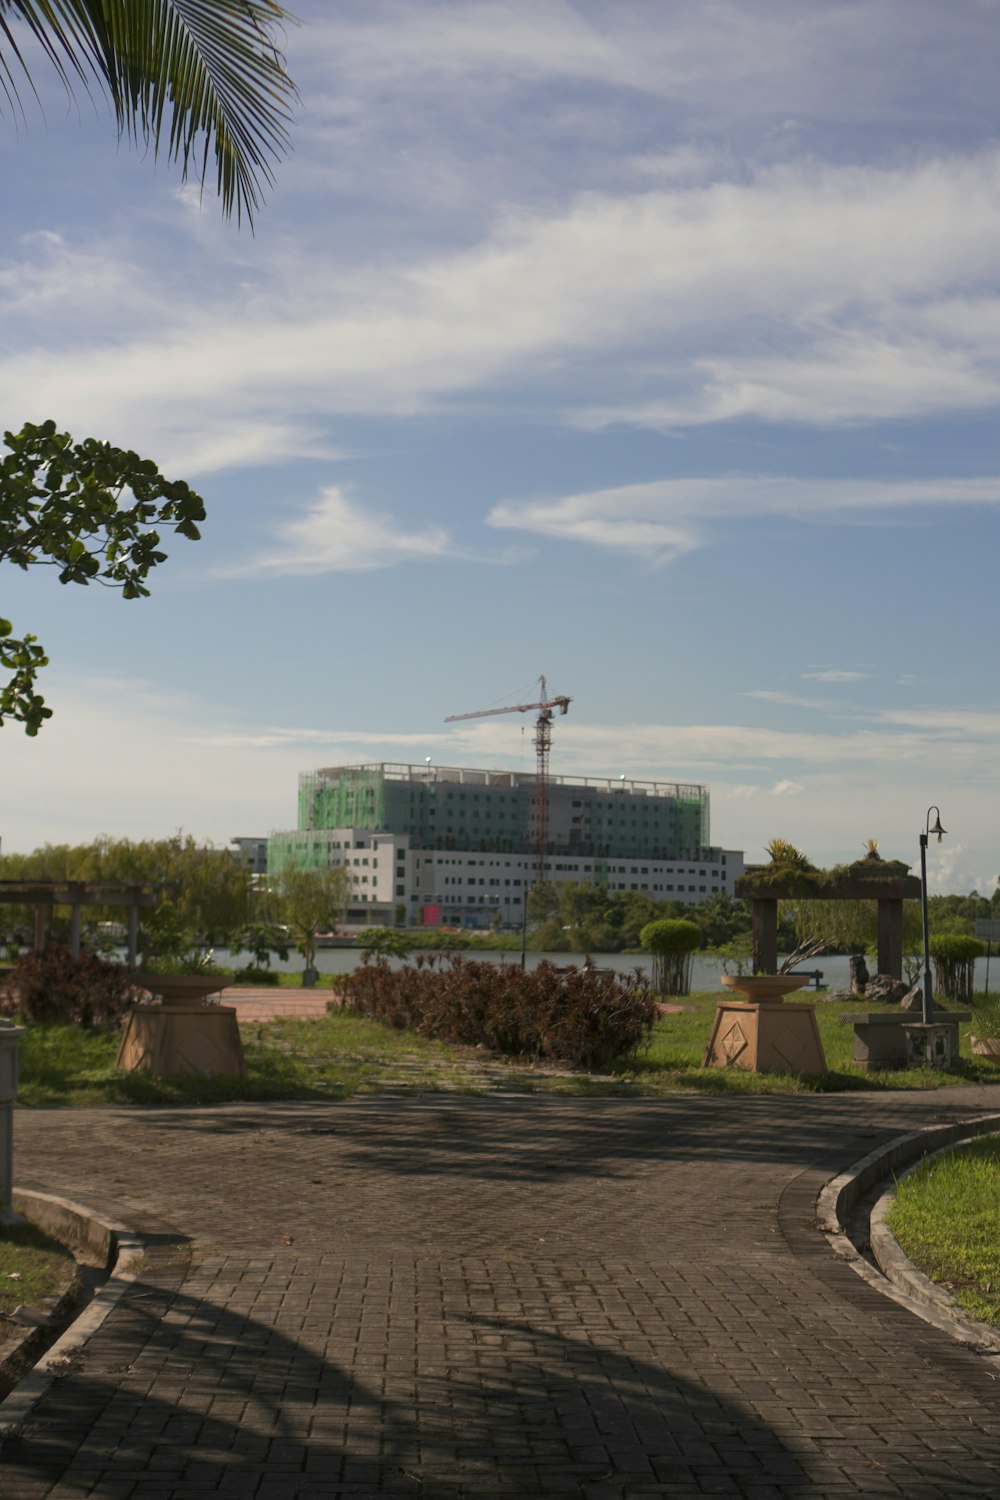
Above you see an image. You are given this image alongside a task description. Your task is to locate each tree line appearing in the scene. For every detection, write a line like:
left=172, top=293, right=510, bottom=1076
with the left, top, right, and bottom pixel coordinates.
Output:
left=0, top=837, right=349, bottom=975
left=524, top=879, right=1000, bottom=955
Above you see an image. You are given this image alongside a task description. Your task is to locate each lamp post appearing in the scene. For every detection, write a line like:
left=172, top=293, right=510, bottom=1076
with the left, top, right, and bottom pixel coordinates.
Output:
left=919, top=807, right=946, bottom=1025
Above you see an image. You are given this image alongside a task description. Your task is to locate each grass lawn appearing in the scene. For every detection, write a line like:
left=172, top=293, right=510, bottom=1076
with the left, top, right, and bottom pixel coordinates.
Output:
left=886, top=1136, right=1000, bottom=1328
left=12, top=991, right=1000, bottom=1107
left=0, top=1221, right=77, bottom=1318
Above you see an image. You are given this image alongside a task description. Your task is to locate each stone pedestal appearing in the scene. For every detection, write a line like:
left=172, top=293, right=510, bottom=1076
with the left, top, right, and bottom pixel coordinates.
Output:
left=902, top=1021, right=958, bottom=1071
left=116, top=973, right=244, bottom=1079
left=704, top=999, right=827, bottom=1076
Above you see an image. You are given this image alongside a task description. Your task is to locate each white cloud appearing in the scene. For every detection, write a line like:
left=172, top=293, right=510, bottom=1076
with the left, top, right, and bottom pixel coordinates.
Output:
left=4, top=676, right=998, bottom=886
left=742, top=690, right=845, bottom=711
left=302, top=2, right=999, bottom=134
left=487, top=475, right=1000, bottom=561
left=801, top=668, right=873, bottom=683
left=224, top=486, right=456, bottom=575
left=9, top=151, right=1000, bottom=467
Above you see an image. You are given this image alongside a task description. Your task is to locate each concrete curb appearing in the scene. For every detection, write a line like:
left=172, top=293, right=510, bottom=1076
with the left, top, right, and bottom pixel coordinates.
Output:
left=816, top=1112, right=1000, bottom=1354
left=0, top=1189, right=145, bottom=1438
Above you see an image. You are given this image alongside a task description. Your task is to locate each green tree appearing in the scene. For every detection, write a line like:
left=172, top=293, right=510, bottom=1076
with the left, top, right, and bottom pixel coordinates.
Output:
left=357, top=928, right=413, bottom=961
left=686, top=891, right=750, bottom=948
left=1, top=1, right=294, bottom=225
left=1, top=422, right=208, bottom=733
left=0, top=833, right=251, bottom=957
left=1, top=2, right=296, bottom=730
left=275, top=862, right=351, bottom=978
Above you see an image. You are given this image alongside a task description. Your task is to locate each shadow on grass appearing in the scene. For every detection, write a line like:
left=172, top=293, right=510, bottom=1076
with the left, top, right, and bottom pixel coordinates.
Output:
left=14, top=1005, right=1000, bottom=1110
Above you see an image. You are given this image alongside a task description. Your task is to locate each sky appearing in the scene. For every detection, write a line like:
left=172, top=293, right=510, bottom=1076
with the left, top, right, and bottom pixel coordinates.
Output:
left=1, top=0, right=999, bottom=894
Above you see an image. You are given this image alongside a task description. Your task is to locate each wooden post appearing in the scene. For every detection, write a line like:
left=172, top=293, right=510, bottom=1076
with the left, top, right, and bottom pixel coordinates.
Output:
left=127, top=898, right=139, bottom=968
left=877, top=898, right=903, bottom=979
left=752, top=897, right=778, bottom=974
left=70, top=901, right=82, bottom=957
left=33, top=902, right=51, bottom=953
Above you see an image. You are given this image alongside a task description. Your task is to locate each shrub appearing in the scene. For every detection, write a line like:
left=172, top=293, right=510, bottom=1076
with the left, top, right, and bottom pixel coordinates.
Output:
left=232, top=966, right=280, bottom=986
left=1, top=946, right=137, bottom=1028
left=930, top=933, right=985, bottom=1005
left=357, top=928, right=414, bottom=960
left=336, top=955, right=656, bottom=1070
left=639, top=919, right=702, bottom=995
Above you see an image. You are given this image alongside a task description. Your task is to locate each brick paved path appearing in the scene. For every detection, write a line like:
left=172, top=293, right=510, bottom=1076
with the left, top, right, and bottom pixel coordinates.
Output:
left=5, top=1087, right=1000, bottom=1498
left=218, top=987, right=331, bottom=1022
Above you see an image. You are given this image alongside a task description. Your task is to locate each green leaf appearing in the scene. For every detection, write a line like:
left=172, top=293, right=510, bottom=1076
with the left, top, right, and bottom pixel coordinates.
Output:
left=1, top=2, right=297, bottom=225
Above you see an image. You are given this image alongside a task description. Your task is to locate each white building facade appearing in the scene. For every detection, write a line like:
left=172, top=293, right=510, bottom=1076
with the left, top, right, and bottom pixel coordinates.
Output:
left=267, top=763, right=745, bottom=928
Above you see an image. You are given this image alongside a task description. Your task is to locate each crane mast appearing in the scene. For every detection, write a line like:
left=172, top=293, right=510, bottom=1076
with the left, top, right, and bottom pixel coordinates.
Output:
left=445, top=676, right=571, bottom=885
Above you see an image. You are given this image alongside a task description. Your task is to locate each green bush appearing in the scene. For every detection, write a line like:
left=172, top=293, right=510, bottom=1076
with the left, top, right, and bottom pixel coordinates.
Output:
left=232, top=966, right=280, bottom=986
left=639, top=918, right=702, bottom=995
left=0, top=946, right=137, bottom=1028
left=337, top=955, right=656, bottom=1069
left=930, top=933, right=985, bottom=1005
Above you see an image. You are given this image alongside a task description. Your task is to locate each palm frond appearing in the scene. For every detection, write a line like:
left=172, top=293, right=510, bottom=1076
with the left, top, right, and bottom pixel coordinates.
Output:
left=0, top=1, right=296, bottom=224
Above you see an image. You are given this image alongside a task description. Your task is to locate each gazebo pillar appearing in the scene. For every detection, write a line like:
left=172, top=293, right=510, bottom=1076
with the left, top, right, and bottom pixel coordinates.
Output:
left=751, top=898, right=778, bottom=975
left=877, top=898, right=904, bottom=980
left=69, top=900, right=83, bottom=957
left=33, top=902, right=51, bottom=953
left=127, top=898, right=139, bottom=967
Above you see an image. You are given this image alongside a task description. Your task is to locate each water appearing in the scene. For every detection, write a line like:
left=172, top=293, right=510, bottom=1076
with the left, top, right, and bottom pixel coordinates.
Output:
left=203, top=947, right=903, bottom=992
left=203, top=946, right=1000, bottom=994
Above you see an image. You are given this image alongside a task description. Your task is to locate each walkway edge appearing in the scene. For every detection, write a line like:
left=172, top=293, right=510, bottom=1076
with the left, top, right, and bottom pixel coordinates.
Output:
left=816, top=1110, right=1000, bottom=1354
left=0, top=1189, right=145, bottom=1438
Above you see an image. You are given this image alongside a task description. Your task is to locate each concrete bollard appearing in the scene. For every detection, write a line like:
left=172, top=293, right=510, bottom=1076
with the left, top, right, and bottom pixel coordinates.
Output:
left=0, top=1020, right=27, bottom=1228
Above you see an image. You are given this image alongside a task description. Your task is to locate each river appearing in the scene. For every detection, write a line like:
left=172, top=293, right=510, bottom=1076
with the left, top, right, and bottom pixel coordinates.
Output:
left=206, top=948, right=999, bottom=994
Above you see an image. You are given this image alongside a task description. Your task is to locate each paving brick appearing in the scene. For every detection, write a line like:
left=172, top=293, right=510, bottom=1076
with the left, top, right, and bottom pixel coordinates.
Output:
left=3, top=1091, right=1000, bottom=1496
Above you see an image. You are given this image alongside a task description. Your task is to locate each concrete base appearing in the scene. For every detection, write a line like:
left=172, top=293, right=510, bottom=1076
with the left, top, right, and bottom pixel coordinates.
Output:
left=902, top=1022, right=958, bottom=1070
left=704, top=999, right=827, bottom=1076
left=839, top=1010, right=969, bottom=1070
left=116, top=1004, right=246, bottom=1078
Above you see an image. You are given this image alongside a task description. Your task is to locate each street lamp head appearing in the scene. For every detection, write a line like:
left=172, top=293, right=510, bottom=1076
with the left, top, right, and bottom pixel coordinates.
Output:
left=926, top=806, right=946, bottom=843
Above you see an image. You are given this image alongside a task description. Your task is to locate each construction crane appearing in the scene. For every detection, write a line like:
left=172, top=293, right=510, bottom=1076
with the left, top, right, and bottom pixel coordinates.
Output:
left=445, top=676, right=571, bottom=885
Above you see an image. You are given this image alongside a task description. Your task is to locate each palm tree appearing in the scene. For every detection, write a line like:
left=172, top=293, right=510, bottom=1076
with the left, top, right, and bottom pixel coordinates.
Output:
left=0, top=1, right=296, bottom=223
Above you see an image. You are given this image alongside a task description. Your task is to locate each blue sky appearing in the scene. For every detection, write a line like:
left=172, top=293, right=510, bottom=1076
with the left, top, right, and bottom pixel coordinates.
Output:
left=2, top=0, right=999, bottom=893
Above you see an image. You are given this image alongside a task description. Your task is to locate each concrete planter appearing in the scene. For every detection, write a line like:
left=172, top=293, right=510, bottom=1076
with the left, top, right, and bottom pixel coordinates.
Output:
left=117, top=973, right=244, bottom=1078
left=970, top=1035, right=1000, bottom=1063
left=706, top=975, right=826, bottom=1075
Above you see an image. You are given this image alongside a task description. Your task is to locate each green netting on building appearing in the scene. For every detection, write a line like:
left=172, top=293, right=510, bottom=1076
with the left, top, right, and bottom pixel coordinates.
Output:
left=299, top=768, right=386, bottom=832
left=288, top=765, right=711, bottom=862
left=267, top=830, right=336, bottom=875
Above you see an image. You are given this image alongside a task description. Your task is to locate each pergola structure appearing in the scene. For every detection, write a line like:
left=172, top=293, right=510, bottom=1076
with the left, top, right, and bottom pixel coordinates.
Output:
left=0, top=880, right=161, bottom=966
left=735, top=871, right=923, bottom=978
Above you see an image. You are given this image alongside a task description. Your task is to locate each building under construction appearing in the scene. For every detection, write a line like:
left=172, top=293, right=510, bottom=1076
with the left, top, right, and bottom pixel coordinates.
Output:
left=267, top=763, right=744, bottom=929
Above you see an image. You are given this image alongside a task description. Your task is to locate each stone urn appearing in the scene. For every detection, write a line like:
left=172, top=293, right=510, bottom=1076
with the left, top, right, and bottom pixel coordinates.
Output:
left=117, top=972, right=244, bottom=1078
left=133, top=972, right=235, bottom=1006
left=970, top=1035, right=1000, bottom=1063
left=720, top=974, right=810, bottom=1002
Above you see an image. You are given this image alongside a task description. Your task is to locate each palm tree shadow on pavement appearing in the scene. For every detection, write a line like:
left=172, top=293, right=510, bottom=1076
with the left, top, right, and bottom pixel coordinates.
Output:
left=1, top=1266, right=994, bottom=1498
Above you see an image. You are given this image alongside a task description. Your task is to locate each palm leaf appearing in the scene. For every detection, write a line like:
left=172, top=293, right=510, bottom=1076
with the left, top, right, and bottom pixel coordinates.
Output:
left=0, top=1, right=295, bottom=224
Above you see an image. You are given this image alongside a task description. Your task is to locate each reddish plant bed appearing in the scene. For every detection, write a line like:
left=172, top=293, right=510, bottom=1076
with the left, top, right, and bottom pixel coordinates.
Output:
left=335, top=954, right=656, bottom=1070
